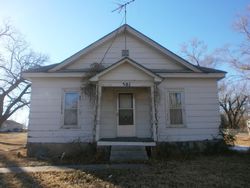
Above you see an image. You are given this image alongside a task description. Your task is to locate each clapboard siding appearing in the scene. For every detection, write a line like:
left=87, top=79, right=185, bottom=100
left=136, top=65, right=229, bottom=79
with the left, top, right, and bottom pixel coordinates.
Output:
left=157, top=78, right=220, bottom=142
left=100, top=63, right=153, bottom=81
left=100, top=88, right=116, bottom=138
left=66, top=33, right=188, bottom=70
left=28, top=77, right=94, bottom=143
left=135, top=88, right=151, bottom=138
left=159, top=128, right=219, bottom=135
left=28, top=132, right=93, bottom=143
left=159, top=135, right=217, bottom=142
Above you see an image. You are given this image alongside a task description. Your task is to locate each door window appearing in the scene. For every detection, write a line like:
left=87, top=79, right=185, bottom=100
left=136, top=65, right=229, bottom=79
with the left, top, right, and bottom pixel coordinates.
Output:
left=118, top=93, right=134, bottom=125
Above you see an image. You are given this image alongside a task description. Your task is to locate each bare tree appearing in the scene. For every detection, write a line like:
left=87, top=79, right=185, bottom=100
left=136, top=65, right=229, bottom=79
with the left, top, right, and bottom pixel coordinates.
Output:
left=180, top=38, right=218, bottom=68
left=0, top=22, right=47, bottom=127
left=219, top=82, right=248, bottom=129
left=222, top=6, right=250, bottom=80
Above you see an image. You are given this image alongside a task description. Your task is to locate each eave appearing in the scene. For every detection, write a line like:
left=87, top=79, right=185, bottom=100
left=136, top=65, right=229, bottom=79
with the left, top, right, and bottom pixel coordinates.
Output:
left=158, top=72, right=226, bottom=79
left=22, top=72, right=87, bottom=80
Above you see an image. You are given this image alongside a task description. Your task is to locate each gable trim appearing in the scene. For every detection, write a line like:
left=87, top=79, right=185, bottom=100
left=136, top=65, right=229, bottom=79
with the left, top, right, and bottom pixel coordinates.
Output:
left=126, top=26, right=201, bottom=72
left=89, top=57, right=163, bottom=82
left=49, top=24, right=201, bottom=73
left=49, top=26, right=125, bottom=72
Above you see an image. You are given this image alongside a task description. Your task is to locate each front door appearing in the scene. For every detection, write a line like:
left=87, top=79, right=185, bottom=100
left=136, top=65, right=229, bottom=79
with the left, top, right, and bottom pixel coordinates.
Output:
left=117, top=93, right=135, bottom=137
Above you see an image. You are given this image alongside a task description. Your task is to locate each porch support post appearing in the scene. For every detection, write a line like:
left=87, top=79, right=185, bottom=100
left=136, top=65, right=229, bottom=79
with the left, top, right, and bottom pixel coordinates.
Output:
left=95, top=85, right=102, bottom=141
left=150, top=85, right=157, bottom=141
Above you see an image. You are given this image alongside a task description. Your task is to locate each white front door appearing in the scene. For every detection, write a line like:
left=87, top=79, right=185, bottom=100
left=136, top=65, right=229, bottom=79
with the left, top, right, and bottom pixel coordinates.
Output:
left=117, top=93, right=135, bottom=137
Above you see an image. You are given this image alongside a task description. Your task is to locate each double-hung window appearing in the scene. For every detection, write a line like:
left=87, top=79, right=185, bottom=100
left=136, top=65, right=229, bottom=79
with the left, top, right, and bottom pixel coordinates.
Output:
left=168, top=90, right=185, bottom=126
left=63, top=91, right=80, bottom=128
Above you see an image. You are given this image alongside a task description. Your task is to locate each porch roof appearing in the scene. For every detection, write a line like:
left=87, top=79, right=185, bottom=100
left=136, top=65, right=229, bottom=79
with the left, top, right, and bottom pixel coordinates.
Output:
left=89, top=57, right=163, bottom=82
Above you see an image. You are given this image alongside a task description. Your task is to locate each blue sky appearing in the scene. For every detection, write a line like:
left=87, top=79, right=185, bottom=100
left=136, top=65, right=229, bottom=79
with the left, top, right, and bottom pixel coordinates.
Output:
left=0, top=0, right=249, bottom=64
left=0, top=0, right=249, bottom=124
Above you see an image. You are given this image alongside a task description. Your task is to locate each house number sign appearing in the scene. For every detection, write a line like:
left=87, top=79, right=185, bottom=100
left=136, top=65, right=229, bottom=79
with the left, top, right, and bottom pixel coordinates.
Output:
left=122, top=81, right=131, bottom=87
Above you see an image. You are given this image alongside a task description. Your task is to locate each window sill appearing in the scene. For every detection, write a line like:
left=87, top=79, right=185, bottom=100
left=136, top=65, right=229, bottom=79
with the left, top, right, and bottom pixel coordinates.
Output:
left=167, top=124, right=186, bottom=128
left=61, top=126, right=81, bottom=129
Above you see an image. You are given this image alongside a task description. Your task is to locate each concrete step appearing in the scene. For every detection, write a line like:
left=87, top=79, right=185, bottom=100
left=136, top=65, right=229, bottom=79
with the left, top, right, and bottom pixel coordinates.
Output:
left=110, top=146, right=148, bottom=161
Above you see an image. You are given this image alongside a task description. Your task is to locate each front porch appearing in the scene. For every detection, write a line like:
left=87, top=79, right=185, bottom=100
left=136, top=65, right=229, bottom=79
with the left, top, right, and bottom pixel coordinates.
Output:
left=95, top=86, right=157, bottom=146
left=98, top=137, right=156, bottom=146
left=89, top=58, right=162, bottom=146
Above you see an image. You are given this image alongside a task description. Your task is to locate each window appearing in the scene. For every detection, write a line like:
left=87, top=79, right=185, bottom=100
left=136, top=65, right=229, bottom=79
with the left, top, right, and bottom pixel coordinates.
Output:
left=118, top=93, right=134, bottom=125
left=63, top=91, right=79, bottom=127
left=168, top=91, right=184, bottom=125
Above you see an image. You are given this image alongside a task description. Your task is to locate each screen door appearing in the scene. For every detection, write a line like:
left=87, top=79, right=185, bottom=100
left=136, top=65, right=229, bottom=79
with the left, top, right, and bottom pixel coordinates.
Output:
left=117, top=93, right=135, bottom=137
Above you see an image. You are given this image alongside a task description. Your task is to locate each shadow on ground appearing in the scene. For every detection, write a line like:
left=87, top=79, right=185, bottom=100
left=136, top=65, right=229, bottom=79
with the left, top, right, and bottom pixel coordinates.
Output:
left=0, top=153, right=44, bottom=187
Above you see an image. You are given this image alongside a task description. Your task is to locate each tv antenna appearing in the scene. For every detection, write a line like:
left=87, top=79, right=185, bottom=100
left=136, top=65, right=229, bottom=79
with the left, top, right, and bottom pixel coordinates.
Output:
left=112, top=0, right=135, bottom=24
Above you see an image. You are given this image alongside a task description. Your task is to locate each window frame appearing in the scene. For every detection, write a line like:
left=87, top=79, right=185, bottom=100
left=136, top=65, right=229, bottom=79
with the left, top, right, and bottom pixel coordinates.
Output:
left=61, top=89, right=80, bottom=129
left=166, top=89, right=186, bottom=128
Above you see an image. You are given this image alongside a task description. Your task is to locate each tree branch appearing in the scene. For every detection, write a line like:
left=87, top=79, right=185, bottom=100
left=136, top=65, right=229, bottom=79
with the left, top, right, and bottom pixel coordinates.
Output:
left=3, top=84, right=30, bottom=117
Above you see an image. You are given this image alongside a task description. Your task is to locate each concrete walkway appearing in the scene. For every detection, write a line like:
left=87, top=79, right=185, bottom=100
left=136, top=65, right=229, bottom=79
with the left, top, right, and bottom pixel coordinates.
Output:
left=0, top=164, right=147, bottom=174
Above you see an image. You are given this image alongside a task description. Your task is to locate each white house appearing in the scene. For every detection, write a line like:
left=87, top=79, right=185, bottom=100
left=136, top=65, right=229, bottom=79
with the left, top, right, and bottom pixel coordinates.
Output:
left=23, top=24, right=226, bottom=156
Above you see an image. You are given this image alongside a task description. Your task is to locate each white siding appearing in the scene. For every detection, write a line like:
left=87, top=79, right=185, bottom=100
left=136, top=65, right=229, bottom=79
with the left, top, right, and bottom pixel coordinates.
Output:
left=99, top=88, right=116, bottom=138
left=135, top=88, right=151, bottom=138
left=28, top=77, right=221, bottom=143
left=157, top=78, right=221, bottom=142
left=100, top=62, right=153, bottom=81
left=28, top=78, right=95, bottom=143
left=65, top=33, right=188, bottom=70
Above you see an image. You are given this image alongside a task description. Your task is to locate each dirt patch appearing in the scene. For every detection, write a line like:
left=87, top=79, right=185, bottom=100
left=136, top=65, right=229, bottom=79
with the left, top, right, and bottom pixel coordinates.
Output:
left=234, top=133, right=250, bottom=146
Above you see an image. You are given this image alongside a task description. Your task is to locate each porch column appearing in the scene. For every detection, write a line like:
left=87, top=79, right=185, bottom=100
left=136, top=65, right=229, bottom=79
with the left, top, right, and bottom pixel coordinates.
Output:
left=150, top=85, right=157, bottom=141
left=95, top=85, right=102, bottom=141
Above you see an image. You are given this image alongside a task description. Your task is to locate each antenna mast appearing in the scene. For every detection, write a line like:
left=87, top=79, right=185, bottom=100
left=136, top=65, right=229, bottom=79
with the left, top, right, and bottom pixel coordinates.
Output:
left=112, top=0, right=135, bottom=52
left=112, top=0, right=135, bottom=24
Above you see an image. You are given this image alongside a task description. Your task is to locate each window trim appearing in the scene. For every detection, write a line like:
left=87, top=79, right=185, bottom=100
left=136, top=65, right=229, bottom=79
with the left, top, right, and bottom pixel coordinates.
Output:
left=61, top=89, right=80, bottom=129
left=166, top=89, right=186, bottom=128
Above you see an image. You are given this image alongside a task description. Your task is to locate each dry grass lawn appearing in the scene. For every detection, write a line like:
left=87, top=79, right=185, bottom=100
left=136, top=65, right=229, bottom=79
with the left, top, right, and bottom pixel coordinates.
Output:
left=0, top=132, right=27, bottom=152
left=0, top=132, right=50, bottom=167
left=0, top=155, right=250, bottom=187
left=234, top=133, right=250, bottom=146
left=0, top=132, right=250, bottom=187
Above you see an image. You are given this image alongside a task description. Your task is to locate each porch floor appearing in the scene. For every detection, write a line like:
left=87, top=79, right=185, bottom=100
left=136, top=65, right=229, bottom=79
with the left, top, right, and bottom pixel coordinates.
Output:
left=99, top=137, right=154, bottom=142
left=98, top=137, right=155, bottom=146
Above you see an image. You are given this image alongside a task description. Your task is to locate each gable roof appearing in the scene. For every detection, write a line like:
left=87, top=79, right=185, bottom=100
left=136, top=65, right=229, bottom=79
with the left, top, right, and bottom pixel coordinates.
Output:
left=23, top=24, right=226, bottom=77
left=89, top=57, right=163, bottom=82
left=49, top=24, right=202, bottom=73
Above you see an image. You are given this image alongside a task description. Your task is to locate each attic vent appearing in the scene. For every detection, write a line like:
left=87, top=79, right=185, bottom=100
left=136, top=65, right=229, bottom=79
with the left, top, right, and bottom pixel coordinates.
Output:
left=122, top=49, right=129, bottom=57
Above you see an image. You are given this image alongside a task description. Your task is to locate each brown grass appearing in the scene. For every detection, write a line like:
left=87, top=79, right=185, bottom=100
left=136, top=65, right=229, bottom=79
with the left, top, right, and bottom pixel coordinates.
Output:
left=0, top=132, right=250, bottom=187
left=234, top=133, right=250, bottom=146
left=0, top=155, right=250, bottom=187
left=0, top=132, right=50, bottom=167
left=0, top=133, right=250, bottom=188
left=0, top=132, right=250, bottom=167
left=0, top=132, right=27, bottom=152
